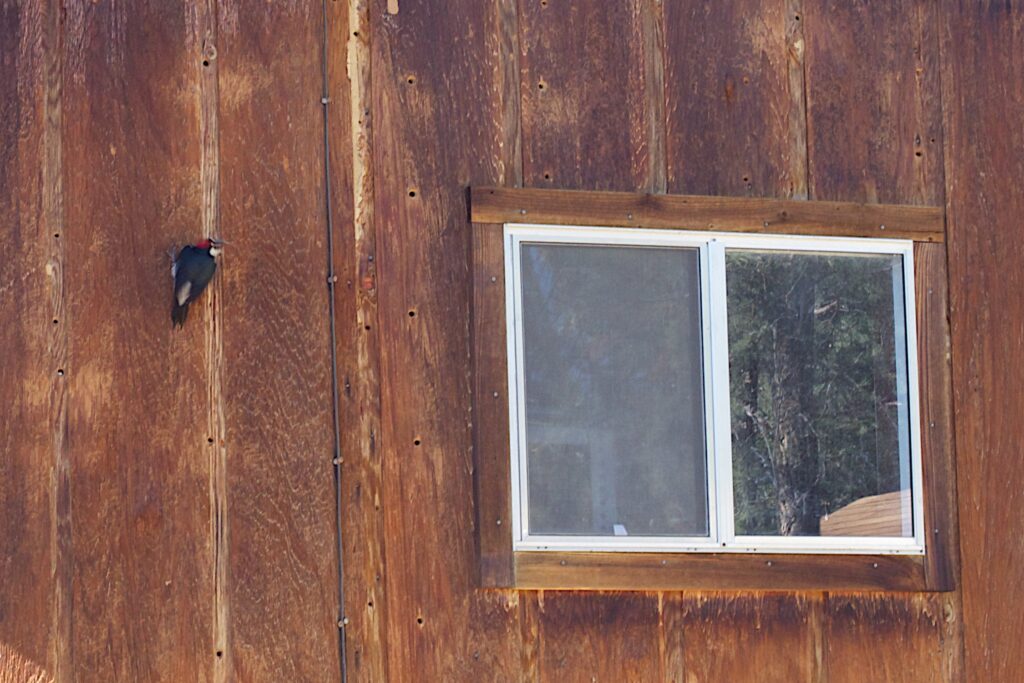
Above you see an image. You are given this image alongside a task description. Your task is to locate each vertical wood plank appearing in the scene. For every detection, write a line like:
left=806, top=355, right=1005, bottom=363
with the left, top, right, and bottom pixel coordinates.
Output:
left=331, top=0, right=389, bottom=681
left=824, top=595, right=944, bottom=683
left=805, top=0, right=943, bottom=205
left=518, top=0, right=662, bottom=191
left=664, top=0, right=807, bottom=198
left=371, top=0, right=523, bottom=678
left=216, top=1, right=341, bottom=680
left=941, top=2, right=1024, bottom=681
left=803, top=1, right=960, bottom=680
left=62, top=2, right=212, bottom=679
left=675, top=594, right=821, bottom=682
left=0, top=1, right=63, bottom=679
left=534, top=592, right=663, bottom=683
left=326, top=0, right=392, bottom=680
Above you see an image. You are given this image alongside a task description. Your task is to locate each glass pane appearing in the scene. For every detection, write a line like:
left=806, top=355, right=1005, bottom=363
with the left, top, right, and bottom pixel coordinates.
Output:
left=726, top=250, right=913, bottom=538
left=519, top=243, right=708, bottom=537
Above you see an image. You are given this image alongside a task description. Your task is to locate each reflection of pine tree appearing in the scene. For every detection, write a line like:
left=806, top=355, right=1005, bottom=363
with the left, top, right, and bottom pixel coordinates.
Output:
left=728, top=252, right=902, bottom=536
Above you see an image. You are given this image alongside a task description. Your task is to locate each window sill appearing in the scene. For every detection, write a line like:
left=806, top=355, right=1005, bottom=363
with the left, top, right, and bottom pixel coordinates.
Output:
left=494, top=550, right=947, bottom=592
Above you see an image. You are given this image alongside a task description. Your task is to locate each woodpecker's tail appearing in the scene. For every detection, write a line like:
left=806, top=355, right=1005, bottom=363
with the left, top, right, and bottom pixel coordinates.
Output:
left=172, top=301, right=189, bottom=328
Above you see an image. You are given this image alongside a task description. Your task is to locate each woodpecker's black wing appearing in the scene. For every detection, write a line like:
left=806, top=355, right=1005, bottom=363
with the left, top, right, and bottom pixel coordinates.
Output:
left=171, top=246, right=217, bottom=327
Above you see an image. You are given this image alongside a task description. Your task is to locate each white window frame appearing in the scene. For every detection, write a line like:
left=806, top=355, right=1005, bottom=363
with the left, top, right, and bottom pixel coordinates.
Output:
left=505, top=223, right=926, bottom=555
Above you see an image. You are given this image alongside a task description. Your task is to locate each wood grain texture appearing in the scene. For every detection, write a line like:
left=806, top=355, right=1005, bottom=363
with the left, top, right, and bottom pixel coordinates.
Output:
left=824, top=594, right=944, bottom=683
left=62, top=1, right=213, bottom=679
left=518, top=0, right=661, bottom=191
left=515, top=552, right=928, bottom=592
left=472, top=223, right=514, bottom=588
left=914, top=243, right=959, bottom=592
left=371, top=1, right=524, bottom=678
left=803, top=2, right=961, bottom=680
left=217, top=2, right=340, bottom=680
left=805, top=0, right=943, bottom=205
left=0, top=1, right=60, bottom=678
left=664, top=0, right=807, bottom=198
left=941, top=3, right=1024, bottom=681
left=472, top=186, right=944, bottom=241
left=331, top=0, right=389, bottom=680
left=532, top=592, right=663, bottom=683
left=673, top=594, right=822, bottom=683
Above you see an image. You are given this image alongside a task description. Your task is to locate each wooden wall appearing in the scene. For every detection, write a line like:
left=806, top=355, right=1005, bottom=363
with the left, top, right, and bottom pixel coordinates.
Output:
left=1, top=1, right=1021, bottom=681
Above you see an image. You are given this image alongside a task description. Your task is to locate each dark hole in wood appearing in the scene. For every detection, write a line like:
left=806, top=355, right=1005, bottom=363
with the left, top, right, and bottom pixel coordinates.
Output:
left=795, top=14, right=801, bottom=20
left=54, top=233, right=60, bottom=238
left=413, top=439, right=422, bottom=446
left=57, top=369, right=64, bottom=376
left=407, top=76, right=415, bottom=84
left=368, top=601, right=374, bottom=607
left=543, top=173, right=551, bottom=180
left=408, top=190, right=417, bottom=197
left=208, top=437, right=215, bottom=444
left=53, top=319, right=58, bottom=324
left=408, top=310, right=416, bottom=317
left=416, top=617, right=424, bottom=625
left=538, top=82, right=545, bottom=90
left=216, top=651, right=223, bottom=658
left=202, top=60, right=210, bottom=67
left=353, top=31, right=359, bottom=37
left=365, top=325, right=371, bottom=330
left=915, top=151, right=923, bottom=157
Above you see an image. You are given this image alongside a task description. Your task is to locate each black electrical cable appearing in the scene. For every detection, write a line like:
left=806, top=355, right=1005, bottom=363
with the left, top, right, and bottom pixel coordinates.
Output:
left=319, top=1, right=348, bottom=681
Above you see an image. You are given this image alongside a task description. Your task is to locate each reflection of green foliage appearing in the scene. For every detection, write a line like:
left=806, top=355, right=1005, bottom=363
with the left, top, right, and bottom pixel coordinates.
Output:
left=727, top=251, right=902, bottom=536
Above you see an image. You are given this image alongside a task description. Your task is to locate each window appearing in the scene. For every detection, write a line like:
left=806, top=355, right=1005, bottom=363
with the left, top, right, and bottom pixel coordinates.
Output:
left=471, top=187, right=956, bottom=591
left=507, top=227, right=922, bottom=554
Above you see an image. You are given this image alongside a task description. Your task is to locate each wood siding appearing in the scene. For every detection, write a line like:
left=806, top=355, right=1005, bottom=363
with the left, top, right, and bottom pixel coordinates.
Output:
left=2, top=0, right=1021, bottom=681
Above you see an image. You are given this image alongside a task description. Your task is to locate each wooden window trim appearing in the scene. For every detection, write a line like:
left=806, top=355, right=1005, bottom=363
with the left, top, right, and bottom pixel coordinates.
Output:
left=470, top=186, right=957, bottom=592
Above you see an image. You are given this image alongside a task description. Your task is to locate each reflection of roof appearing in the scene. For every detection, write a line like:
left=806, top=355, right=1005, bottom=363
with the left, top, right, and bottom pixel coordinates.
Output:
left=819, top=489, right=912, bottom=537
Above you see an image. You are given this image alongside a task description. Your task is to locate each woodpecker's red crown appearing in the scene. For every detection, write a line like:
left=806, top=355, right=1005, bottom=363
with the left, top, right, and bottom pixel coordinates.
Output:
left=196, top=238, right=214, bottom=249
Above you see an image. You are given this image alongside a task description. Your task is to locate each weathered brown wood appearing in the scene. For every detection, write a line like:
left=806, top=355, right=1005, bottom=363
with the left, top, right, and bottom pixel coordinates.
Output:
left=518, top=0, right=660, bottom=192
left=914, top=243, right=959, bottom=592
left=675, top=594, right=822, bottom=682
left=472, top=223, right=515, bottom=588
left=217, top=2, right=340, bottom=680
left=532, top=592, right=663, bottom=682
left=371, top=1, right=524, bottom=678
left=330, top=1, right=389, bottom=681
left=803, top=2, right=961, bottom=680
left=471, top=186, right=944, bottom=241
left=0, top=2, right=61, bottom=679
left=941, top=3, right=1024, bottom=681
left=515, top=552, right=928, bottom=592
left=63, top=2, right=213, bottom=679
left=825, top=595, right=945, bottom=683
left=664, top=0, right=807, bottom=199
left=805, top=0, right=943, bottom=206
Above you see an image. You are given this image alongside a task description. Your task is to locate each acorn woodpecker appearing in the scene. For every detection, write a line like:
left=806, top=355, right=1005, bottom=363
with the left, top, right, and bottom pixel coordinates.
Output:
left=171, top=237, right=224, bottom=327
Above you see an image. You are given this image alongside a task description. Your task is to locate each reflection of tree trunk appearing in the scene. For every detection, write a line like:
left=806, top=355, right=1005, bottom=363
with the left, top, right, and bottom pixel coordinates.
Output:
left=872, top=317, right=897, bottom=492
left=769, top=270, right=822, bottom=535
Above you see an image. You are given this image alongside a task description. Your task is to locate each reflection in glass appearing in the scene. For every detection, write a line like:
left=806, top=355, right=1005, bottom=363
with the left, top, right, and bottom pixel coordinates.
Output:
left=726, top=250, right=913, bottom=537
left=520, top=243, right=708, bottom=537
